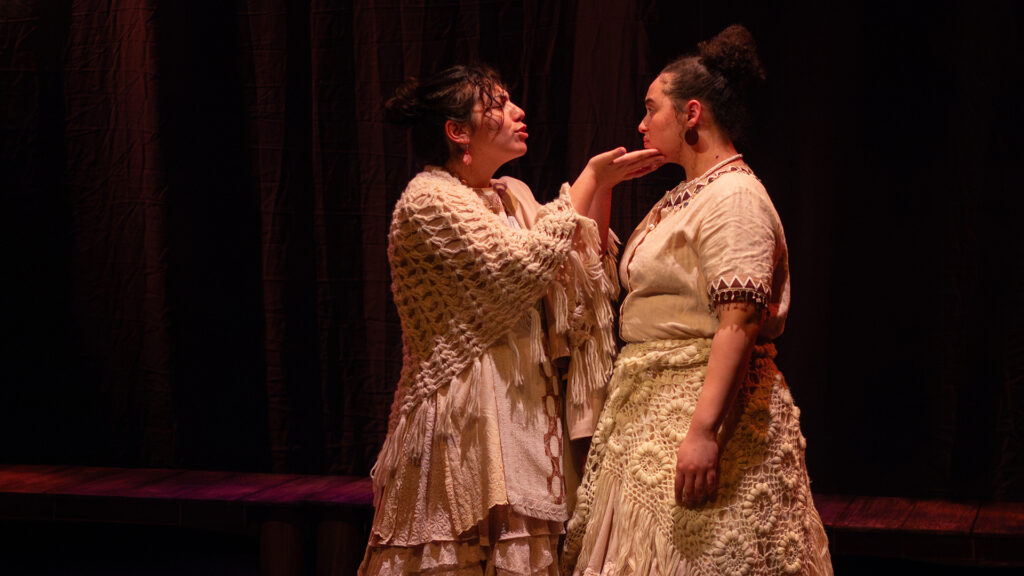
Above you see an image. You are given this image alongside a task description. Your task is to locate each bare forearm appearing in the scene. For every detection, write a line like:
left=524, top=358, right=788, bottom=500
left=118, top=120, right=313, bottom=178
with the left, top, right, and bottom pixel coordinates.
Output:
left=567, top=168, right=599, bottom=216
left=568, top=169, right=613, bottom=252
left=690, top=307, right=761, bottom=437
left=676, top=303, right=763, bottom=507
left=588, top=187, right=612, bottom=251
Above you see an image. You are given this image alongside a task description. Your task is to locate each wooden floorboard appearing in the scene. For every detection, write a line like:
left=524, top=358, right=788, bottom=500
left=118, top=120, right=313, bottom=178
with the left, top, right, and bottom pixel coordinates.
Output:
left=837, top=496, right=916, bottom=530
left=972, top=501, right=1024, bottom=565
left=902, top=499, right=978, bottom=534
left=0, top=465, right=115, bottom=494
left=139, top=471, right=300, bottom=502
left=241, top=474, right=357, bottom=505
left=122, top=469, right=241, bottom=500
left=973, top=501, right=1024, bottom=536
left=307, top=476, right=374, bottom=508
left=2, top=465, right=1022, bottom=565
left=812, top=492, right=853, bottom=526
left=57, top=468, right=185, bottom=498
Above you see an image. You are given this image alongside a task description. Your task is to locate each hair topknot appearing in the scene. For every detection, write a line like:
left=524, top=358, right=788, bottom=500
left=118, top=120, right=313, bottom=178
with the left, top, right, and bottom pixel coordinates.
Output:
left=661, top=24, right=765, bottom=145
left=697, top=24, right=765, bottom=85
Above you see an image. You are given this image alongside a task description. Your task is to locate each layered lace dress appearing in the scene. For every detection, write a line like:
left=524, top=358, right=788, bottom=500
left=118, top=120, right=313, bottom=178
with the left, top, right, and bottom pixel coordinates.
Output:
left=360, top=168, right=616, bottom=575
left=563, top=165, right=833, bottom=576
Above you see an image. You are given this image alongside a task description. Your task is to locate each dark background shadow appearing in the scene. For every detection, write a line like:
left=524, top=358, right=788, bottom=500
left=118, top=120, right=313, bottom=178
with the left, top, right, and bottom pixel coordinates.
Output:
left=1, top=0, right=1021, bottom=505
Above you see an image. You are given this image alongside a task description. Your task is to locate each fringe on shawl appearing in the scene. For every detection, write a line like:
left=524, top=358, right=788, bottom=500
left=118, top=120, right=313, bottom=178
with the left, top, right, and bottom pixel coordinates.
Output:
left=369, top=390, right=433, bottom=509
left=436, top=356, right=484, bottom=439
left=506, top=333, right=525, bottom=388
left=372, top=184, right=620, bottom=524
left=528, top=307, right=548, bottom=368
left=370, top=308, right=553, bottom=513
left=550, top=185, right=620, bottom=410
left=370, top=357, right=414, bottom=507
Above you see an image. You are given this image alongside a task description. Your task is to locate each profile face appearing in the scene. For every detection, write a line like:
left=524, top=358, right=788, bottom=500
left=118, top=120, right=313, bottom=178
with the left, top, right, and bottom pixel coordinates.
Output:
left=465, top=87, right=529, bottom=167
left=638, top=73, right=683, bottom=162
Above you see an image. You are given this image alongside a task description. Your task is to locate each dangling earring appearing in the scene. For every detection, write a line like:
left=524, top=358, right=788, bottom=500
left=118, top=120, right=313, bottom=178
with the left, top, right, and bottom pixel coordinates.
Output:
left=684, top=128, right=698, bottom=146
left=462, top=144, right=472, bottom=165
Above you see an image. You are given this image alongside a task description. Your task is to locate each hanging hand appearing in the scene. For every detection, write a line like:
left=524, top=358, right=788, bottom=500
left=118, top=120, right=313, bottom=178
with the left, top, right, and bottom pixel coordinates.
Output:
left=675, top=426, right=719, bottom=508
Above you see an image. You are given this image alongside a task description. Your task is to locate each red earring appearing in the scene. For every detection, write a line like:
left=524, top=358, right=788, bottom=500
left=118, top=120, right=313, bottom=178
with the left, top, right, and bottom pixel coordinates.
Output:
left=462, top=144, right=472, bottom=165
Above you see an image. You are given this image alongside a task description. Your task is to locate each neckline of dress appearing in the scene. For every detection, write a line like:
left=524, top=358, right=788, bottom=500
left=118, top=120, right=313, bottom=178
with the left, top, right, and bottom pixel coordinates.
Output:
left=662, top=154, right=745, bottom=207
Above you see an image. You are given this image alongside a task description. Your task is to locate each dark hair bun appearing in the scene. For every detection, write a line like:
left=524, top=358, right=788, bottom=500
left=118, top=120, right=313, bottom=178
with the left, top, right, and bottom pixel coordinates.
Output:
left=698, top=24, right=765, bottom=84
left=383, top=77, right=423, bottom=126
left=382, top=65, right=503, bottom=166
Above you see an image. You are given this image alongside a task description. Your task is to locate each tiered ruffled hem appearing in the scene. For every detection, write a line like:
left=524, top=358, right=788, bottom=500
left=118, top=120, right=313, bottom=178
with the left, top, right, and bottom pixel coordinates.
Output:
left=361, top=505, right=561, bottom=575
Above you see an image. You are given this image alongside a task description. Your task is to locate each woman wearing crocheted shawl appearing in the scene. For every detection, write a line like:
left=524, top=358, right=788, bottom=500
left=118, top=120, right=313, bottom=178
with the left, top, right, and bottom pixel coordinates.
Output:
left=359, top=65, right=663, bottom=575
left=562, top=26, right=834, bottom=575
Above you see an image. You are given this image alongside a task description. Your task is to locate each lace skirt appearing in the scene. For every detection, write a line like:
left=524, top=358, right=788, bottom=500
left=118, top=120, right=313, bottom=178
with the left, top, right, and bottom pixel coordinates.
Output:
left=361, top=504, right=560, bottom=575
left=563, top=339, right=833, bottom=576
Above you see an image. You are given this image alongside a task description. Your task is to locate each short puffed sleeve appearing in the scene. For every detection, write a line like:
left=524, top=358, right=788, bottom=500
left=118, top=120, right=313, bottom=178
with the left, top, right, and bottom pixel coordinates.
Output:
left=694, top=179, right=780, bottom=312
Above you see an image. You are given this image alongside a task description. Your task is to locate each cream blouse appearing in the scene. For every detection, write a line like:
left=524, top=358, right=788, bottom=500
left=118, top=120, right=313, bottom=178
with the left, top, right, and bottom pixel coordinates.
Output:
left=618, top=167, right=790, bottom=343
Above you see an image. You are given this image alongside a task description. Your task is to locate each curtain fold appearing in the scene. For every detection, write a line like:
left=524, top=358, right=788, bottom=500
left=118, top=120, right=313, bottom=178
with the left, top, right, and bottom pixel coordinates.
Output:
left=62, top=0, right=174, bottom=464
left=0, top=0, right=1021, bottom=499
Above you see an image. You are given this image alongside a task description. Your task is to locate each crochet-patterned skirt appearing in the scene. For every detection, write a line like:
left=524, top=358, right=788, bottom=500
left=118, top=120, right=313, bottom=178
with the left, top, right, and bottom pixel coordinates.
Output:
left=563, top=339, right=833, bottom=576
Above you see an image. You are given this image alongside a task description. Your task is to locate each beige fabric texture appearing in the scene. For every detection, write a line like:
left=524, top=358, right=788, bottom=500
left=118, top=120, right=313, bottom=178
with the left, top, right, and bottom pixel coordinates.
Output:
left=564, top=169, right=832, bottom=575
left=618, top=168, right=790, bottom=343
left=361, top=168, right=618, bottom=575
left=362, top=505, right=562, bottom=575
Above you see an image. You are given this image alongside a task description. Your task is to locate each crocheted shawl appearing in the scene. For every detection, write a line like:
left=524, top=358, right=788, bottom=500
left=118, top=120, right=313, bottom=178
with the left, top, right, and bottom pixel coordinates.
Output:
left=370, top=168, right=618, bottom=528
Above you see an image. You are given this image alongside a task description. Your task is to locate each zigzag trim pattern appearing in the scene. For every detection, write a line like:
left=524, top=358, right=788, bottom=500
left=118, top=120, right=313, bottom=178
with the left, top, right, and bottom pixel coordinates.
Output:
left=707, top=276, right=771, bottom=311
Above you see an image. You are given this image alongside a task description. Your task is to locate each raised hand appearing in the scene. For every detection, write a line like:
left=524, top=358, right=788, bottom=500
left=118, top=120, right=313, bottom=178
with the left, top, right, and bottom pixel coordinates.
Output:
left=567, top=146, right=664, bottom=250
left=584, top=147, right=664, bottom=190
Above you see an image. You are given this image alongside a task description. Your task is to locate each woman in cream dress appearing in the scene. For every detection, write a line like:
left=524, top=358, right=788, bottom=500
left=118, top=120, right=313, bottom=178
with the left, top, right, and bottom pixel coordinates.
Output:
left=563, top=26, right=833, bottom=576
left=360, top=64, right=662, bottom=575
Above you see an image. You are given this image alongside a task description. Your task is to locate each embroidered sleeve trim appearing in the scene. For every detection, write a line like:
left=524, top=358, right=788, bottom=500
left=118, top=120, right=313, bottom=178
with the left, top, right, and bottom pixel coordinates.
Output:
left=707, top=276, right=770, bottom=312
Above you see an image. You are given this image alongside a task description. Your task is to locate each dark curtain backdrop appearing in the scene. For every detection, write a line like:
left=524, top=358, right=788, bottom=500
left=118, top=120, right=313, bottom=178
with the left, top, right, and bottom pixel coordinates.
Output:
left=1, top=0, right=1022, bottom=500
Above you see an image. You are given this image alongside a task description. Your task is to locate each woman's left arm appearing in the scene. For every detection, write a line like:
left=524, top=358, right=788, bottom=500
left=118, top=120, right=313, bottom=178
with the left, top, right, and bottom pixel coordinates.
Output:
left=674, top=301, right=764, bottom=508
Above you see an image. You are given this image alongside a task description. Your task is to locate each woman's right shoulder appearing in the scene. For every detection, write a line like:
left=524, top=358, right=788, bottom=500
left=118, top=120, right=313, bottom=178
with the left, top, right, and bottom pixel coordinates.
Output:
left=398, top=169, right=455, bottom=207
left=403, top=168, right=446, bottom=196
left=394, top=168, right=478, bottom=222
